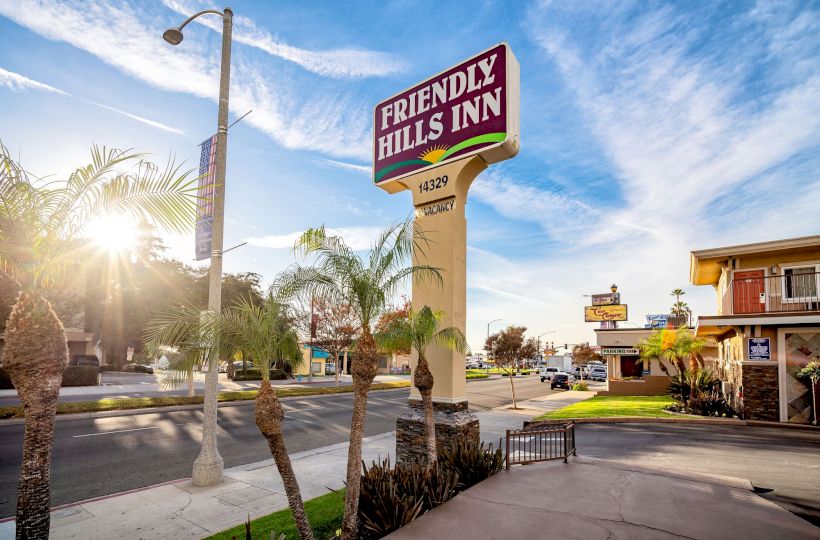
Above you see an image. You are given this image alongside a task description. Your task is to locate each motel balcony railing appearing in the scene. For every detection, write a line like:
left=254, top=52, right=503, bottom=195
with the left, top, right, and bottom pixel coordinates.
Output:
left=721, top=270, right=820, bottom=315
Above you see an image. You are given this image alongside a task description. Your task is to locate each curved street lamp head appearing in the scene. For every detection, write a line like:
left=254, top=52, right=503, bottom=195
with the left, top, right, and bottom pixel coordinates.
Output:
left=162, top=8, right=228, bottom=46
left=162, top=28, right=184, bottom=45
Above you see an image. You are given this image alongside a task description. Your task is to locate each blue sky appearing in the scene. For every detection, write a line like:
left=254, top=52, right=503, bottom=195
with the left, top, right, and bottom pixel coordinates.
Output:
left=1, top=0, right=819, bottom=351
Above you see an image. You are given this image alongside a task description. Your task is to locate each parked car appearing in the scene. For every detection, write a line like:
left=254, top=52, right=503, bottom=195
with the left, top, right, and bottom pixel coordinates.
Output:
left=589, top=367, right=608, bottom=381
left=69, top=354, right=100, bottom=368
left=539, top=366, right=560, bottom=382
left=550, top=373, right=571, bottom=390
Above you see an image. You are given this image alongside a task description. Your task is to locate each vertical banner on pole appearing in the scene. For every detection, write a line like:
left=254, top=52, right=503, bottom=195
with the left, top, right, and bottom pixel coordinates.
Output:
left=196, top=135, right=217, bottom=260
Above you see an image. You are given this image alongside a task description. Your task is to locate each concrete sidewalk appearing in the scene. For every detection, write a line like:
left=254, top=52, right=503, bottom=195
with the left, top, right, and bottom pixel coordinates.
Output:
left=387, top=457, right=820, bottom=540
left=0, top=389, right=594, bottom=539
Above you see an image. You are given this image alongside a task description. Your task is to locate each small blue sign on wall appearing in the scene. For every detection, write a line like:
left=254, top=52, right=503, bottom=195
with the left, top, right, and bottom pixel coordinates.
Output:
left=748, top=338, right=771, bottom=361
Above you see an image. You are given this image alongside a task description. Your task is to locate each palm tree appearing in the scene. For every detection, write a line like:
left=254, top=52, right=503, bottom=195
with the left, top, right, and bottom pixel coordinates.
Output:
left=797, top=360, right=820, bottom=425
left=671, top=288, right=685, bottom=304
left=274, top=221, right=441, bottom=540
left=0, top=142, right=197, bottom=538
left=377, top=306, right=467, bottom=466
left=145, top=297, right=315, bottom=539
left=637, top=327, right=706, bottom=409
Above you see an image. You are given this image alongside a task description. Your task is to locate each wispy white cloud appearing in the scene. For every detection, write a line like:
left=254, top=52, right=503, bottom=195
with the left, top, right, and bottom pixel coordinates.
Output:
left=317, top=159, right=371, bottom=175
left=161, top=0, right=405, bottom=79
left=471, top=170, right=600, bottom=242
left=0, top=66, right=68, bottom=95
left=0, top=65, right=183, bottom=134
left=524, top=3, right=820, bottom=245
left=0, top=0, right=372, bottom=160
left=460, top=2, right=820, bottom=347
left=247, top=226, right=383, bottom=251
left=87, top=101, right=185, bottom=135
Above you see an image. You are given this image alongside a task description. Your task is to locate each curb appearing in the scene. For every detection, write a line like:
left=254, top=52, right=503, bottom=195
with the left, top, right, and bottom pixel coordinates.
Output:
left=0, top=385, right=411, bottom=425
left=523, top=416, right=820, bottom=432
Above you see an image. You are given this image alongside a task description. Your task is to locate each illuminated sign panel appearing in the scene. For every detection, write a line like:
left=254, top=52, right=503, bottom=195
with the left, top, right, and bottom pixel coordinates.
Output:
left=373, top=43, right=519, bottom=185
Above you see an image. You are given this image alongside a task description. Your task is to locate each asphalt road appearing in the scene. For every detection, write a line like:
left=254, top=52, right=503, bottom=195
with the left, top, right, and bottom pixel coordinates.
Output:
left=575, top=423, right=820, bottom=527
left=0, top=375, right=552, bottom=518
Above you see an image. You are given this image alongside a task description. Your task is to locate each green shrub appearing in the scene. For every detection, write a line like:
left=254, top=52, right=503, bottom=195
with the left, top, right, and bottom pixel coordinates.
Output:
left=358, top=459, right=457, bottom=539
left=231, top=368, right=287, bottom=381
left=438, top=439, right=503, bottom=491
left=357, top=439, right=501, bottom=538
left=466, top=373, right=488, bottom=379
left=61, top=366, right=99, bottom=386
left=571, top=382, right=589, bottom=391
left=687, top=390, right=737, bottom=417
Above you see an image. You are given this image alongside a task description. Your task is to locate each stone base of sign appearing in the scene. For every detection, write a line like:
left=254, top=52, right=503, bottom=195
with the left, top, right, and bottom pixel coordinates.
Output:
left=395, top=399, right=480, bottom=465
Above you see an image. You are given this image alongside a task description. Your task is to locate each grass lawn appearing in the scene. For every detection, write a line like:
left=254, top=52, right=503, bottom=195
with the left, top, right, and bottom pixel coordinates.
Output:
left=533, top=395, right=677, bottom=420
left=206, top=490, right=345, bottom=540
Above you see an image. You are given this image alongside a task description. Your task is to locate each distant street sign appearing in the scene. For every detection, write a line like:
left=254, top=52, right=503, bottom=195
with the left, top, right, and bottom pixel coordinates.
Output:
left=585, top=304, right=628, bottom=322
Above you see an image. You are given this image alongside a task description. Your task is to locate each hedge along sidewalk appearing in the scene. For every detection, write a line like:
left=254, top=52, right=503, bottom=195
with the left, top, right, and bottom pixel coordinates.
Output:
left=0, top=381, right=411, bottom=421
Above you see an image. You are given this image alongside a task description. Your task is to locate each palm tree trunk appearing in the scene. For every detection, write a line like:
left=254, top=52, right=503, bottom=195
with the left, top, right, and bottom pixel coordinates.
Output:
left=17, top=405, right=59, bottom=539
left=414, top=355, right=436, bottom=467
left=2, top=291, right=69, bottom=540
left=812, top=378, right=818, bottom=426
left=255, top=380, right=314, bottom=540
left=420, top=389, right=436, bottom=466
left=341, top=329, right=377, bottom=540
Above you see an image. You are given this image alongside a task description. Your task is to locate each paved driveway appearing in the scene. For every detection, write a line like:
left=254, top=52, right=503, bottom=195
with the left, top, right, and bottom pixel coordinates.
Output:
left=575, top=423, right=820, bottom=526
left=388, top=458, right=820, bottom=540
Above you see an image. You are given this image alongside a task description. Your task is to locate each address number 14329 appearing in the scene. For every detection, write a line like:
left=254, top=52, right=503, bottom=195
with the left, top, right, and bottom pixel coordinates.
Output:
left=418, top=175, right=448, bottom=193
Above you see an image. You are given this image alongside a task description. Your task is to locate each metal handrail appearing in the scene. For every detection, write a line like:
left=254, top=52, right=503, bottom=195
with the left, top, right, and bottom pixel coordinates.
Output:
left=505, top=423, right=576, bottom=470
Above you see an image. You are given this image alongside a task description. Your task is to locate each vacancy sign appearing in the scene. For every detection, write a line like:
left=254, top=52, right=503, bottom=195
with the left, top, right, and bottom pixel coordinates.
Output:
left=373, top=43, right=520, bottom=187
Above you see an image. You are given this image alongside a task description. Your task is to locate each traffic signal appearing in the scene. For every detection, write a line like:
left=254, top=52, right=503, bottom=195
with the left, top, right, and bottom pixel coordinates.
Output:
left=564, top=343, right=568, bottom=350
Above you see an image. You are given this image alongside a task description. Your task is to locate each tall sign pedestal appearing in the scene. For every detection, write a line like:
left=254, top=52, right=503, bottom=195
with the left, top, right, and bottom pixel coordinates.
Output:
left=393, top=157, right=486, bottom=464
left=371, top=43, right=520, bottom=465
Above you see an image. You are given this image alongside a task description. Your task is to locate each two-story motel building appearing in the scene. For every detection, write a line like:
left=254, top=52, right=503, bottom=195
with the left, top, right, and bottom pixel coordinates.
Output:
left=690, top=235, right=820, bottom=424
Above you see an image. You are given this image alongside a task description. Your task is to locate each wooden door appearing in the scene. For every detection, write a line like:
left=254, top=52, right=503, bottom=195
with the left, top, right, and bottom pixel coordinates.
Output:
left=733, top=270, right=765, bottom=314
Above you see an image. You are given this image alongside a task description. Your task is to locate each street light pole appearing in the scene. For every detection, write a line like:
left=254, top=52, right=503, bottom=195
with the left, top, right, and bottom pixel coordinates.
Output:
left=163, top=6, right=233, bottom=487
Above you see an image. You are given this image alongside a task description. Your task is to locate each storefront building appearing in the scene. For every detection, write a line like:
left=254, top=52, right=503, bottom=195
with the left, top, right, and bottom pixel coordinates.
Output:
left=690, top=235, right=820, bottom=423
left=595, top=328, right=681, bottom=396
